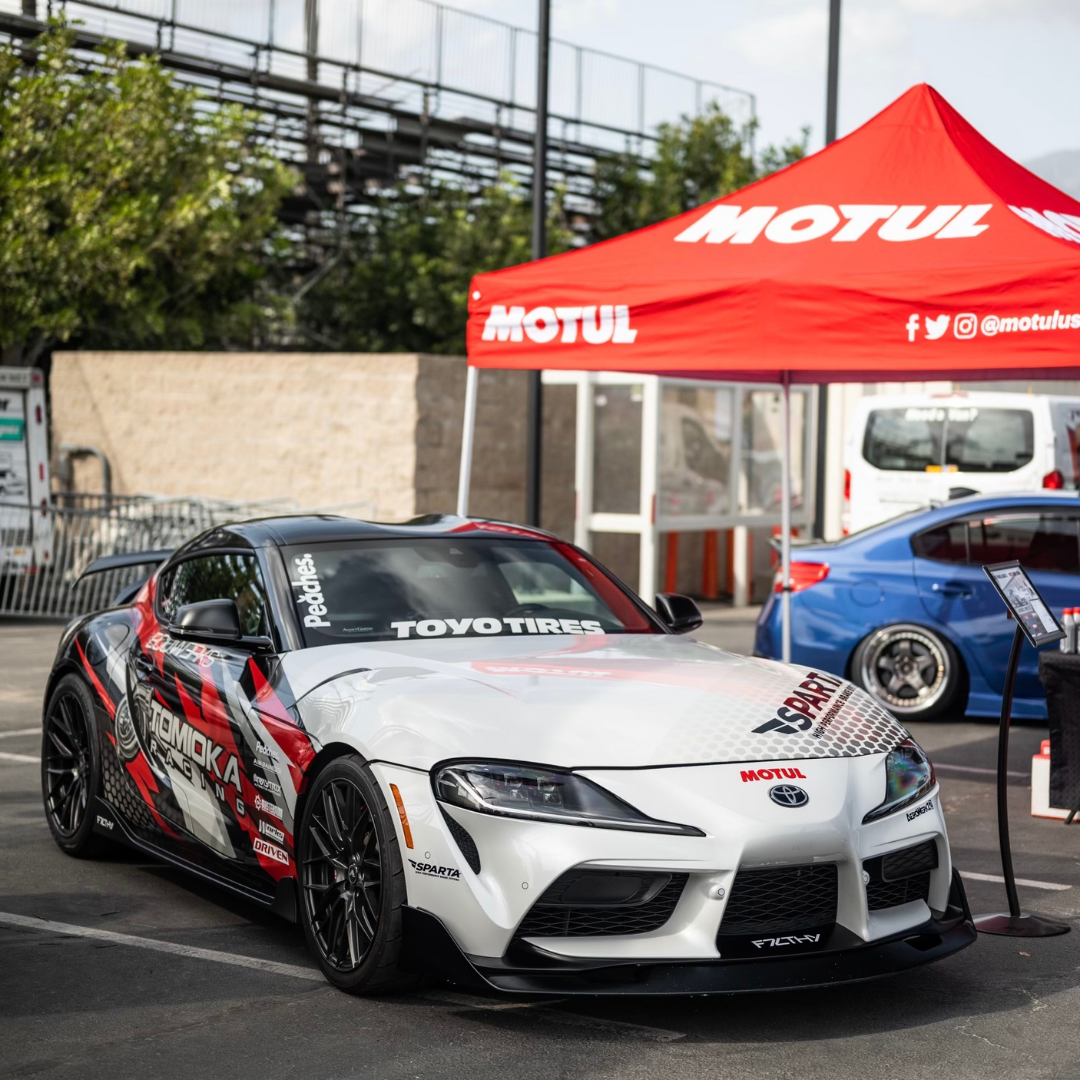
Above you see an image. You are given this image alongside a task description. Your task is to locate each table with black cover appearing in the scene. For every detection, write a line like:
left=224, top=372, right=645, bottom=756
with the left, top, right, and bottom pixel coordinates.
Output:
left=1037, top=651, right=1080, bottom=819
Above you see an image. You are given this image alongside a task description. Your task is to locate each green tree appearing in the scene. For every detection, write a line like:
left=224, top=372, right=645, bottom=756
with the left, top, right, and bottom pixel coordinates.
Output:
left=591, top=106, right=809, bottom=242
left=0, top=24, right=294, bottom=364
left=295, top=178, right=573, bottom=355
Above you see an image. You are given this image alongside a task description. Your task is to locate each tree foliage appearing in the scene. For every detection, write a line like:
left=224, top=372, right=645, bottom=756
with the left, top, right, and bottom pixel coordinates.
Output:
left=0, top=25, right=294, bottom=362
left=293, top=181, right=573, bottom=355
left=295, top=106, right=808, bottom=351
left=591, top=105, right=809, bottom=242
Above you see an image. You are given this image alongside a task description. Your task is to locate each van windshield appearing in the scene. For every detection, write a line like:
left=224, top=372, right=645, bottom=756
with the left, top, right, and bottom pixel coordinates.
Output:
left=863, top=406, right=1034, bottom=473
left=281, top=537, right=658, bottom=646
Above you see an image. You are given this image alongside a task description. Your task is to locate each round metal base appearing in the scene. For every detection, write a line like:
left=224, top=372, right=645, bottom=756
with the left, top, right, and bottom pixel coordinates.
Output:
left=974, top=912, right=1071, bottom=937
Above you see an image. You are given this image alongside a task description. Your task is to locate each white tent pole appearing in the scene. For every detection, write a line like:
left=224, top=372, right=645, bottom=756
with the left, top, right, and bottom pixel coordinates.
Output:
left=780, top=373, right=792, bottom=663
left=456, top=365, right=479, bottom=517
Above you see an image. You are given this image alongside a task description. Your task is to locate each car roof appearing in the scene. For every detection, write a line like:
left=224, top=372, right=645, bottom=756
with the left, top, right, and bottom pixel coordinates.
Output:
left=847, top=490, right=1080, bottom=541
left=851, top=390, right=1077, bottom=411
left=186, top=514, right=560, bottom=550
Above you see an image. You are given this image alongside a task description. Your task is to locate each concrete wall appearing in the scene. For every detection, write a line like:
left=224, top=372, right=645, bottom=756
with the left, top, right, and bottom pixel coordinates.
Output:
left=49, top=351, right=574, bottom=530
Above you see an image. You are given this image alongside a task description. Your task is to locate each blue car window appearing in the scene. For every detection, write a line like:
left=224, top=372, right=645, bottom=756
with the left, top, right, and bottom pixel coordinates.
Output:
left=969, top=515, right=1080, bottom=574
left=912, top=521, right=970, bottom=564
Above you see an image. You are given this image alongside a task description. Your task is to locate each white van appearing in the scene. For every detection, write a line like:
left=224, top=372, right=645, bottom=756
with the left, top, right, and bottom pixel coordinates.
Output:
left=843, top=391, right=1080, bottom=534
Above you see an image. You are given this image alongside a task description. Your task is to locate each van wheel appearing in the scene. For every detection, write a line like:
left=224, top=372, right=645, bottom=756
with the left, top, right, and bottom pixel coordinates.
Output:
left=852, top=624, right=960, bottom=720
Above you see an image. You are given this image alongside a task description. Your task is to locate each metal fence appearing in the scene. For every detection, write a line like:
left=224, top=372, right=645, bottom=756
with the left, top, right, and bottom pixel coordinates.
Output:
left=0, top=493, right=377, bottom=619
left=37, top=0, right=755, bottom=144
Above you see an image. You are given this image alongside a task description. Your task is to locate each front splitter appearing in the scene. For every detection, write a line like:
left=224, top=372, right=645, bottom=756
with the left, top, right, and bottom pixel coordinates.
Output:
left=400, top=907, right=976, bottom=996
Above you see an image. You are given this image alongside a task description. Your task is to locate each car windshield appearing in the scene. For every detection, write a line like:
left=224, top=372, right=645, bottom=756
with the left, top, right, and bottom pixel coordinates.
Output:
left=863, top=406, right=1034, bottom=473
left=281, top=536, right=658, bottom=646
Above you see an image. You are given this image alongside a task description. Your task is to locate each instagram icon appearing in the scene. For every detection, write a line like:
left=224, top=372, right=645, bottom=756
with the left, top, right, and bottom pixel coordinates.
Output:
left=954, top=313, right=978, bottom=339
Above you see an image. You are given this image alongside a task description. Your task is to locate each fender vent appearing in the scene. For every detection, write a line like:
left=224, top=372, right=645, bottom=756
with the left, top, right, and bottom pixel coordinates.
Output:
left=513, top=870, right=688, bottom=939
left=864, top=840, right=937, bottom=911
left=439, top=807, right=481, bottom=874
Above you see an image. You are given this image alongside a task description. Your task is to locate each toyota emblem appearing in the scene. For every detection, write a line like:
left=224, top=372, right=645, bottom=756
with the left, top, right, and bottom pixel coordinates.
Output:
left=769, top=784, right=809, bottom=808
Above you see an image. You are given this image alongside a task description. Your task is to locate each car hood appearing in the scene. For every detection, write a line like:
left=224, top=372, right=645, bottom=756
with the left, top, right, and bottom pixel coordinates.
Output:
left=281, top=634, right=908, bottom=771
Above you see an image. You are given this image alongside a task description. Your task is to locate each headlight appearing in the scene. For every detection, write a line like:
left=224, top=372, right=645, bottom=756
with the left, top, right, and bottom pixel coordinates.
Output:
left=862, top=739, right=936, bottom=824
left=433, top=761, right=704, bottom=836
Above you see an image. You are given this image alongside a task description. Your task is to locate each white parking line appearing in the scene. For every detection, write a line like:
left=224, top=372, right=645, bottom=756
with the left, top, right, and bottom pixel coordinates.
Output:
left=960, top=871, right=1072, bottom=891
left=0, top=728, right=39, bottom=739
left=936, top=763, right=1027, bottom=779
left=0, top=751, right=39, bottom=764
left=0, top=911, right=324, bottom=981
left=0, top=912, right=686, bottom=1034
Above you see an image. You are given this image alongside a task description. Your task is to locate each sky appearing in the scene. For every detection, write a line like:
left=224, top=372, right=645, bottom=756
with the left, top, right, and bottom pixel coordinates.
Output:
left=447, top=0, right=1080, bottom=166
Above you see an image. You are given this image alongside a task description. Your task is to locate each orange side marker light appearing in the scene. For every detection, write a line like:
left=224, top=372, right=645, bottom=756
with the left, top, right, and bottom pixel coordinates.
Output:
left=389, top=783, right=414, bottom=849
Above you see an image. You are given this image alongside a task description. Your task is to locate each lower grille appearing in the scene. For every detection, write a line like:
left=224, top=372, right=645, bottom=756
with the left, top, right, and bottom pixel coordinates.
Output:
left=866, top=873, right=932, bottom=910
left=864, top=840, right=937, bottom=911
left=717, top=863, right=838, bottom=937
left=513, top=870, right=688, bottom=939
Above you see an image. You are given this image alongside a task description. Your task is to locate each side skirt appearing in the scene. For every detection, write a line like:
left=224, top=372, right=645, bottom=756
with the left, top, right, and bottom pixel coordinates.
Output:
left=91, top=795, right=291, bottom=916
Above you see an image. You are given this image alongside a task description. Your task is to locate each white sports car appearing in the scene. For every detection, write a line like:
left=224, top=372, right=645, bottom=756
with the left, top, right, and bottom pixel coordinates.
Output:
left=43, top=514, right=975, bottom=993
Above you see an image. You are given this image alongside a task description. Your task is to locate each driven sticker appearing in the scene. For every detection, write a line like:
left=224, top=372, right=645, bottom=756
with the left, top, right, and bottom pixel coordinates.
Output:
left=253, top=837, right=290, bottom=866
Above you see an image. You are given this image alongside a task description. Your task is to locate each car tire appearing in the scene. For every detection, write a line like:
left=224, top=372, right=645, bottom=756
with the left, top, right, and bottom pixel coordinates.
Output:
left=852, top=623, right=961, bottom=721
left=297, top=755, right=415, bottom=994
left=41, top=673, right=105, bottom=856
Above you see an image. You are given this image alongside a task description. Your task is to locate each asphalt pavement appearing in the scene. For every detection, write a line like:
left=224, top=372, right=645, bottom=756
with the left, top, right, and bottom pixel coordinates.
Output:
left=3, top=617, right=1080, bottom=1080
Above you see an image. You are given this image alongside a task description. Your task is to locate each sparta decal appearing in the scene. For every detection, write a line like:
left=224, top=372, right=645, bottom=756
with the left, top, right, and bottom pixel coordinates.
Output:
left=752, top=671, right=847, bottom=736
left=408, top=859, right=461, bottom=880
left=145, top=697, right=242, bottom=791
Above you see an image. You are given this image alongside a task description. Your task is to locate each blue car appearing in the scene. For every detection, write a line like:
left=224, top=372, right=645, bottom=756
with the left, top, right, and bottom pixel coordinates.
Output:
left=754, top=492, right=1080, bottom=720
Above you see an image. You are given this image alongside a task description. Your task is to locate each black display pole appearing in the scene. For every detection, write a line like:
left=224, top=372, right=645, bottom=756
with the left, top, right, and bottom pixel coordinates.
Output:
left=812, top=0, right=840, bottom=540
left=524, top=0, right=550, bottom=528
left=975, top=622, right=1070, bottom=937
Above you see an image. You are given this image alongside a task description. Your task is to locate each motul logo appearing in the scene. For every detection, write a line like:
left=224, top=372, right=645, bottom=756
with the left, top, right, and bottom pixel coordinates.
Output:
left=482, top=304, right=637, bottom=344
left=741, top=767, right=807, bottom=782
left=674, top=203, right=993, bottom=244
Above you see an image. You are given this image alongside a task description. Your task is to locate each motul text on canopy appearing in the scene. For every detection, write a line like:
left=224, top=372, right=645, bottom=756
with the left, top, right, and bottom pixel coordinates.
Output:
left=672, top=203, right=1080, bottom=244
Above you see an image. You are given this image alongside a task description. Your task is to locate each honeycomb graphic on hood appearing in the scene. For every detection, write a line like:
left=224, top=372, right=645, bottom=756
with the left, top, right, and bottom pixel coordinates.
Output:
left=659, top=665, right=909, bottom=764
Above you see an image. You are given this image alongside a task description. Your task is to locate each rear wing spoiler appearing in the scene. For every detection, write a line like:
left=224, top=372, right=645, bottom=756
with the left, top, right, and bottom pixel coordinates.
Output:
left=76, top=549, right=173, bottom=582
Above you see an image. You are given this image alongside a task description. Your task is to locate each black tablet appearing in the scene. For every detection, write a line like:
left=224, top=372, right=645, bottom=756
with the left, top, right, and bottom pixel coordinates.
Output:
left=983, top=561, right=1066, bottom=649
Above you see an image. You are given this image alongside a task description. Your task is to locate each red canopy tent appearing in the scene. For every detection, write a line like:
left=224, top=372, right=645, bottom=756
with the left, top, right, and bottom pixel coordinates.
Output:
left=458, top=84, right=1080, bottom=657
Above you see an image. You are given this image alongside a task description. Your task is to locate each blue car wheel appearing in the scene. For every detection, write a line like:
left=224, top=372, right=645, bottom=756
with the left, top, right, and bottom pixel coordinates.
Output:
left=851, top=623, right=962, bottom=721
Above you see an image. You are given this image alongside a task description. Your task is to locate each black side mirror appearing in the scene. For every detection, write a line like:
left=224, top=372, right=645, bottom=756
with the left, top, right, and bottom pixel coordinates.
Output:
left=654, top=593, right=703, bottom=634
left=170, top=599, right=243, bottom=645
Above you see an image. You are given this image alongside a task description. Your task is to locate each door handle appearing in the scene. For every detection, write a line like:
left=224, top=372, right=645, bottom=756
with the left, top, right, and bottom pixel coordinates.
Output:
left=931, top=581, right=972, bottom=598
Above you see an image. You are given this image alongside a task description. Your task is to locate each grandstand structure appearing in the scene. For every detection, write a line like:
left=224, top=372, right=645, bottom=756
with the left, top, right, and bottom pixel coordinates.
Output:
left=0, top=0, right=756, bottom=229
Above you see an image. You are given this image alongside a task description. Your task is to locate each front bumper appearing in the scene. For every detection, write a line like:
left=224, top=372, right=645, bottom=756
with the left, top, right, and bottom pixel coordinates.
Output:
left=400, top=868, right=977, bottom=995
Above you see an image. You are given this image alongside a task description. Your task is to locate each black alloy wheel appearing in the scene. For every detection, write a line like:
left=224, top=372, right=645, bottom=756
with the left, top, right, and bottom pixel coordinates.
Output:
left=852, top=623, right=961, bottom=721
left=298, top=756, right=412, bottom=993
left=41, top=674, right=103, bottom=855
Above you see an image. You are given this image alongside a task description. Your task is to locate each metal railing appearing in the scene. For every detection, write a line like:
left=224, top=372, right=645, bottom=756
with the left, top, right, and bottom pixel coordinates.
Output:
left=0, top=493, right=377, bottom=619
left=0, top=0, right=756, bottom=206
left=39, top=0, right=755, bottom=143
